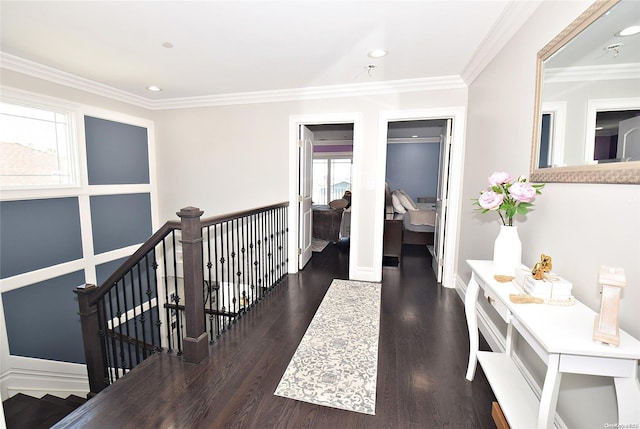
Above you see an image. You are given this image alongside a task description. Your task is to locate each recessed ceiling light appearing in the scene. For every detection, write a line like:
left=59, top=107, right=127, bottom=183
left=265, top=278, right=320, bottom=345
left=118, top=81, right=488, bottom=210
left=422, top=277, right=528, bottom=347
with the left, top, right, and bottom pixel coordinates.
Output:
left=412, top=135, right=419, bottom=138
left=615, top=26, right=640, bottom=37
left=368, top=49, right=387, bottom=58
left=162, top=42, right=174, bottom=48
left=147, top=85, right=162, bottom=92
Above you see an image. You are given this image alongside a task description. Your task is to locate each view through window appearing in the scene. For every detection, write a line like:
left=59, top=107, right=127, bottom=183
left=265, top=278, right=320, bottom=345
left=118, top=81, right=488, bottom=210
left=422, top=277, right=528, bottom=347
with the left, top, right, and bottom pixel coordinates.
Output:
left=0, top=101, right=76, bottom=188
left=312, top=158, right=351, bottom=205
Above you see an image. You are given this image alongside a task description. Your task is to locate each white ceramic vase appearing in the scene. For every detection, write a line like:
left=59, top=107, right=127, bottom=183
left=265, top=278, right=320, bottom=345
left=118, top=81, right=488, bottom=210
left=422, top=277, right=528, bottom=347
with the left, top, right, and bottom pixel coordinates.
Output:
left=493, top=225, right=522, bottom=276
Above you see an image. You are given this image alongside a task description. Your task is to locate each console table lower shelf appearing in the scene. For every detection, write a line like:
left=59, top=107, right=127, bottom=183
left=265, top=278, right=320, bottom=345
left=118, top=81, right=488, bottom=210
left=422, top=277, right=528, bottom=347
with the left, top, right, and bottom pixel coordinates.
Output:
left=465, top=260, right=640, bottom=429
left=477, top=352, right=539, bottom=428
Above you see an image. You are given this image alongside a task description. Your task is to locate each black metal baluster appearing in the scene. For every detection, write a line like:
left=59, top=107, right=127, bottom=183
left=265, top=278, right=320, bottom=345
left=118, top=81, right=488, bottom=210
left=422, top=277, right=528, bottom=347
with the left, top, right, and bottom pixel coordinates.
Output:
left=284, top=205, right=289, bottom=272
left=114, top=281, right=127, bottom=374
left=257, top=211, right=264, bottom=299
left=206, top=225, right=215, bottom=344
left=119, top=278, right=133, bottom=374
left=172, top=230, right=182, bottom=356
left=231, top=218, right=238, bottom=321
left=106, top=289, right=120, bottom=381
left=213, top=223, right=221, bottom=338
left=162, top=236, right=173, bottom=354
left=263, top=210, right=269, bottom=293
left=96, top=299, right=111, bottom=385
left=240, top=216, right=251, bottom=311
left=136, top=262, right=148, bottom=360
left=269, top=207, right=275, bottom=289
left=151, top=248, right=162, bottom=353
left=144, top=254, right=155, bottom=354
left=249, top=213, right=255, bottom=306
left=276, top=208, right=284, bottom=282
left=221, top=222, right=228, bottom=332
left=128, top=270, right=140, bottom=366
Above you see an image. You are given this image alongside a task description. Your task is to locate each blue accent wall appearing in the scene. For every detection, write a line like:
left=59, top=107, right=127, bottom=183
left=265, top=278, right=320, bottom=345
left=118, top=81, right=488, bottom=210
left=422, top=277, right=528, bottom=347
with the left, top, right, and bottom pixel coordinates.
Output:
left=90, top=193, right=153, bottom=254
left=2, top=270, right=86, bottom=363
left=0, top=198, right=83, bottom=279
left=85, top=116, right=150, bottom=185
left=386, top=143, right=440, bottom=201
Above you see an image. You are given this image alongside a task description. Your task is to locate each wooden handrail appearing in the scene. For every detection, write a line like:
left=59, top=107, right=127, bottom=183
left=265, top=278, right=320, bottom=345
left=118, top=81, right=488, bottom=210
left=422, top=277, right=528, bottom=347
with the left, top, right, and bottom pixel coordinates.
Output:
left=200, top=201, right=288, bottom=228
left=89, top=220, right=181, bottom=305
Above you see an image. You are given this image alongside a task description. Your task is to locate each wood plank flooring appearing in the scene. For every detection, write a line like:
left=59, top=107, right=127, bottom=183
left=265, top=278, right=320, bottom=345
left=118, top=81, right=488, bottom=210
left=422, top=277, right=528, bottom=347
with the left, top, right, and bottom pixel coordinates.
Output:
left=54, top=244, right=496, bottom=429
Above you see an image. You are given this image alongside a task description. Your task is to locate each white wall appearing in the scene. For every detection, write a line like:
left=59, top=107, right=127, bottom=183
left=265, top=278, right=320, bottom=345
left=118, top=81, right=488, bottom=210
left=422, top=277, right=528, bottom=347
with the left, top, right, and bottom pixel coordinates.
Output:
left=153, top=89, right=467, bottom=281
left=460, top=1, right=640, bottom=427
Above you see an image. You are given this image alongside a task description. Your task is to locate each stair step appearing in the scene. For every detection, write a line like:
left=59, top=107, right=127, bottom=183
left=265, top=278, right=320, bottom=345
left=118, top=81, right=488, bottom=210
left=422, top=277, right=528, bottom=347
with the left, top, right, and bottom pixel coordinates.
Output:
left=2, top=393, right=80, bottom=429
left=41, top=394, right=77, bottom=410
left=64, top=394, right=87, bottom=407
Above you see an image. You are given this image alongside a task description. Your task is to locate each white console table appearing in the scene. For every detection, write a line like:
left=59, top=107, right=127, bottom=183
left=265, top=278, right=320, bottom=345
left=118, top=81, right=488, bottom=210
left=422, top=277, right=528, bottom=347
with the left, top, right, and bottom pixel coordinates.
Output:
left=464, top=260, right=640, bottom=429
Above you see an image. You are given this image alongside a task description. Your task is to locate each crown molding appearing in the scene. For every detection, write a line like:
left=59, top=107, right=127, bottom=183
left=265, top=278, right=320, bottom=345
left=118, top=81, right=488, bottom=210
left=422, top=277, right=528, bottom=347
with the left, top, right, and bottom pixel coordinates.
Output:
left=1, top=53, right=155, bottom=109
left=147, top=76, right=466, bottom=110
left=544, top=63, right=640, bottom=83
left=1, top=52, right=465, bottom=110
left=462, top=1, right=542, bottom=85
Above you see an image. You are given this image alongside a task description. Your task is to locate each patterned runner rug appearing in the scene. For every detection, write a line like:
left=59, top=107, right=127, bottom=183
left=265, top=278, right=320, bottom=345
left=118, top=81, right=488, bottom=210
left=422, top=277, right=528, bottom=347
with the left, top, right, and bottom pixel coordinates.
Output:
left=274, top=279, right=381, bottom=415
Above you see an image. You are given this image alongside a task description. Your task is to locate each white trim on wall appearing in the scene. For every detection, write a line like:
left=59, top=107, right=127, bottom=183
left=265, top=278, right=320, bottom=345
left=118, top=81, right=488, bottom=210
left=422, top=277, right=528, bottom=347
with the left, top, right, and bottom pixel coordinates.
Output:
left=0, top=90, right=158, bottom=401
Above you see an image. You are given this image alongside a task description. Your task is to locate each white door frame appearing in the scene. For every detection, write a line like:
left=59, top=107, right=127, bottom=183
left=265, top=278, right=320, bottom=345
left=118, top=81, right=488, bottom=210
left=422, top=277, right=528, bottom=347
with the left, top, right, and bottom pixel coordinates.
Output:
left=377, top=107, right=466, bottom=288
left=288, top=113, right=363, bottom=276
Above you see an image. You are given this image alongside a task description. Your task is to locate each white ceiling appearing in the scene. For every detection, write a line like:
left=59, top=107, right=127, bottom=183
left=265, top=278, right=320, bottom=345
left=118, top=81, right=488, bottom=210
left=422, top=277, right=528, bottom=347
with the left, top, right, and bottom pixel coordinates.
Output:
left=545, top=0, right=640, bottom=68
left=0, top=1, right=540, bottom=108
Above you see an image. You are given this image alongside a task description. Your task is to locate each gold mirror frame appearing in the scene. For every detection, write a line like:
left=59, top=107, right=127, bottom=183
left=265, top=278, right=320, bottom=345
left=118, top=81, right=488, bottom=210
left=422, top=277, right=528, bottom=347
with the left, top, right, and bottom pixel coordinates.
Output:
left=530, top=0, right=640, bottom=184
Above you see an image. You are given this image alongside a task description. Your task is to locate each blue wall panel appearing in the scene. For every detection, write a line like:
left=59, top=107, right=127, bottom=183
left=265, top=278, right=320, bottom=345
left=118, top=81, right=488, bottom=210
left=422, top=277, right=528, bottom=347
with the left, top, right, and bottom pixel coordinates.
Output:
left=386, top=143, right=440, bottom=201
left=0, top=198, right=83, bottom=279
left=85, top=116, right=150, bottom=185
left=90, top=193, right=152, bottom=254
left=2, top=270, right=86, bottom=363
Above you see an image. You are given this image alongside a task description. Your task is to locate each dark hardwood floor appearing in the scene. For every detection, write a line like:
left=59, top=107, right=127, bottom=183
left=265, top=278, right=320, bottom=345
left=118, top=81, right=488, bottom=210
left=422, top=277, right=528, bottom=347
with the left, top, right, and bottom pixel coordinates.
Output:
left=54, top=244, right=496, bottom=429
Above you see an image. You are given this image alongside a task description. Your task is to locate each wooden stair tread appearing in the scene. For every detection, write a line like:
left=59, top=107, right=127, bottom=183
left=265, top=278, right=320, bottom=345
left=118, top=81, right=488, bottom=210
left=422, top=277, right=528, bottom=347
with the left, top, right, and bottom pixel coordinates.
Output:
left=3, top=393, right=86, bottom=429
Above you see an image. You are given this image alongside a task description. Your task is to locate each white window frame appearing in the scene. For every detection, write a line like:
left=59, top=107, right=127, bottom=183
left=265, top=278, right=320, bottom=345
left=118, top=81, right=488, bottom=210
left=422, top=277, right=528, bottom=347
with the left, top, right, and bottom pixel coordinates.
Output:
left=312, top=156, right=352, bottom=205
left=1, top=87, right=82, bottom=193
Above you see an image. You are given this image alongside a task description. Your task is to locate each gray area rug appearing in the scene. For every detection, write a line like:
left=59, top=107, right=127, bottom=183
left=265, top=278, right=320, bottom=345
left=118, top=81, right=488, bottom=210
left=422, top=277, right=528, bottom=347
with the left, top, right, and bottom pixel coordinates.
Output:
left=274, top=279, right=381, bottom=415
left=311, top=237, right=329, bottom=253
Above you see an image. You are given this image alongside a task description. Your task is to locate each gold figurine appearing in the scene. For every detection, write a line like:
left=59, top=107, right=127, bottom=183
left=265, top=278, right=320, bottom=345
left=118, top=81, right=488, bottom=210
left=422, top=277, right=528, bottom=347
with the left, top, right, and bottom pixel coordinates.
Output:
left=531, top=254, right=552, bottom=280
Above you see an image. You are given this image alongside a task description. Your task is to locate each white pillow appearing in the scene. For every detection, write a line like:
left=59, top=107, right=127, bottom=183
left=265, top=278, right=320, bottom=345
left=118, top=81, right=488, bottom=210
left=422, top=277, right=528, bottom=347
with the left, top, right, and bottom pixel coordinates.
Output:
left=396, top=189, right=418, bottom=211
left=391, top=193, right=406, bottom=214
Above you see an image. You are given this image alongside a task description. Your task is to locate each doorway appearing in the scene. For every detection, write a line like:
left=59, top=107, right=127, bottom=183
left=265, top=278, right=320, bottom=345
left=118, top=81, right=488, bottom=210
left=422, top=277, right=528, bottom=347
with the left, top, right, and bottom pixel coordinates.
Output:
left=288, top=113, right=362, bottom=277
left=384, top=119, right=448, bottom=274
left=299, top=123, right=354, bottom=270
left=378, top=108, right=466, bottom=288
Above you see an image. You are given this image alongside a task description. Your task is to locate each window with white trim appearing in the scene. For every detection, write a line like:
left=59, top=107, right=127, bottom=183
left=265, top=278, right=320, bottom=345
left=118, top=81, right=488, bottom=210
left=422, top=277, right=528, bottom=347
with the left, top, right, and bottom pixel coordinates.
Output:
left=0, top=99, right=78, bottom=189
left=312, top=158, right=352, bottom=205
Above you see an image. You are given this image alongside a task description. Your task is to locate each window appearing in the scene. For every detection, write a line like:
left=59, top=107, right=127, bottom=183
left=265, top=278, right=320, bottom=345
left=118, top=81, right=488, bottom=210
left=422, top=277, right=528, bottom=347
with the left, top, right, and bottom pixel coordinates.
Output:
left=0, top=99, right=77, bottom=189
left=313, top=158, right=352, bottom=205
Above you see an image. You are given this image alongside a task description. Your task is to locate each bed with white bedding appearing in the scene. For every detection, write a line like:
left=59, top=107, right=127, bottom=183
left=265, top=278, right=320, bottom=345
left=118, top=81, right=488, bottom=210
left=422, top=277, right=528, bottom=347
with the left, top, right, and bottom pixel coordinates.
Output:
left=388, top=188, right=436, bottom=245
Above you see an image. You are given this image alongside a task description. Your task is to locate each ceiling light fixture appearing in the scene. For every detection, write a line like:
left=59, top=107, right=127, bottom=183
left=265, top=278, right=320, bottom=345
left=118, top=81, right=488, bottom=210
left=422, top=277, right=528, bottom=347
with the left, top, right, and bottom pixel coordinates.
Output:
left=147, top=85, right=162, bottom=92
left=368, top=49, right=387, bottom=58
left=615, top=26, right=640, bottom=37
left=604, top=43, right=624, bottom=56
left=412, top=135, right=419, bottom=138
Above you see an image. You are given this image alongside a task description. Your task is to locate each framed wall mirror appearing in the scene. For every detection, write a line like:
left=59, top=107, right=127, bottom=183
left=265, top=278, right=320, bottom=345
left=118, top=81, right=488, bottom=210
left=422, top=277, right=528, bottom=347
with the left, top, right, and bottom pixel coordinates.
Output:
left=530, top=0, right=640, bottom=184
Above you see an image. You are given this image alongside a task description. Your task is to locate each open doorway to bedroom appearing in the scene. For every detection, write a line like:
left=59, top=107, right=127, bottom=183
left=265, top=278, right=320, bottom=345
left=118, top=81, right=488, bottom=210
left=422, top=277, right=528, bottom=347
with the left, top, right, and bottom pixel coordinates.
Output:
left=297, top=122, right=354, bottom=272
left=383, top=118, right=452, bottom=282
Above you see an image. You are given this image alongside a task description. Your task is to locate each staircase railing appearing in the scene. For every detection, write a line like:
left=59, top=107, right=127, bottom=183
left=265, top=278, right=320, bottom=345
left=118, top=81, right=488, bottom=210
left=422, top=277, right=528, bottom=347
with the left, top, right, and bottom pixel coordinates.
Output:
left=76, top=202, right=289, bottom=396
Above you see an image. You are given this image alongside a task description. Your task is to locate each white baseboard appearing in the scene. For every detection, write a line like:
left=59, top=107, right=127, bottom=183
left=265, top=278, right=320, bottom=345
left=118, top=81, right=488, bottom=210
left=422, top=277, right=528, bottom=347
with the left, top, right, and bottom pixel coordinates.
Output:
left=0, top=356, right=89, bottom=400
